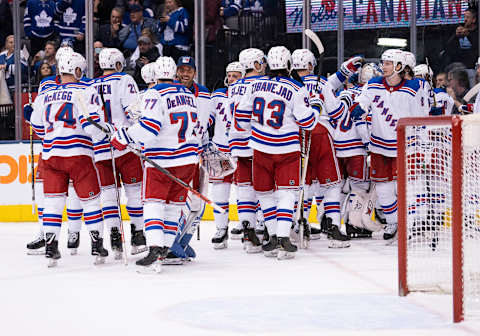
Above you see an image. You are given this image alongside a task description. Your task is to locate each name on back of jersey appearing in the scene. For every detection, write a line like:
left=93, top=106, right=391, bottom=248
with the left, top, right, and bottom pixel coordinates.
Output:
left=166, top=94, right=197, bottom=109
left=43, top=90, right=73, bottom=103
left=251, top=81, right=293, bottom=101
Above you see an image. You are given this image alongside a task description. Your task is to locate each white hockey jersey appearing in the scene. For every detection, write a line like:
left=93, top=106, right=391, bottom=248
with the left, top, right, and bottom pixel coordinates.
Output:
left=235, top=75, right=317, bottom=154
left=301, top=74, right=334, bottom=135
left=209, top=87, right=230, bottom=153
left=434, top=87, right=454, bottom=115
left=227, top=75, right=263, bottom=157
left=356, top=77, right=427, bottom=157
left=126, top=83, right=199, bottom=168
left=87, top=72, right=139, bottom=161
left=30, top=81, right=98, bottom=160
left=185, top=82, right=211, bottom=149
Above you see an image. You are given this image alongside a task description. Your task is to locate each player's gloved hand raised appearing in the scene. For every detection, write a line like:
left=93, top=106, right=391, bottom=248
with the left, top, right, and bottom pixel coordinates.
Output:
left=349, top=103, right=366, bottom=121
left=310, top=93, right=324, bottom=112
left=23, top=104, right=33, bottom=122
left=459, top=104, right=474, bottom=114
left=110, top=127, right=132, bottom=151
left=430, top=106, right=444, bottom=116
left=340, top=56, right=364, bottom=78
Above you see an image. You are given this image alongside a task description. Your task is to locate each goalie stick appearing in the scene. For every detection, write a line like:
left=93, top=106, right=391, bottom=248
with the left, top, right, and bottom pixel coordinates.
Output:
left=85, top=116, right=226, bottom=214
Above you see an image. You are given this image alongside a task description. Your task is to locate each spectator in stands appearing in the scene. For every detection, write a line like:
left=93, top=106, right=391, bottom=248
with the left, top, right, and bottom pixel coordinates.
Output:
left=447, top=69, right=471, bottom=113
left=119, top=4, right=158, bottom=57
left=445, top=6, right=479, bottom=87
left=129, top=27, right=162, bottom=68
left=32, top=41, right=57, bottom=78
left=219, top=0, right=242, bottom=30
left=94, top=41, right=104, bottom=77
left=435, top=72, right=447, bottom=88
left=97, top=7, right=123, bottom=48
left=206, top=0, right=222, bottom=44
left=0, top=35, right=27, bottom=89
left=158, top=0, right=190, bottom=62
left=0, top=0, right=13, bottom=51
left=133, top=35, right=160, bottom=84
left=242, top=0, right=263, bottom=14
left=54, top=0, right=86, bottom=54
left=94, top=0, right=117, bottom=25
left=122, top=0, right=155, bottom=26
left=23, top=0, right=56, bottom=57
left=35, top=60, right=53, bottom=85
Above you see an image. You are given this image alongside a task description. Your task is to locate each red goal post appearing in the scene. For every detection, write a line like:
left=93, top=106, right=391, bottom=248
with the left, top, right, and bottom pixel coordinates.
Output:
left=397, top=115, right=480, bottom=323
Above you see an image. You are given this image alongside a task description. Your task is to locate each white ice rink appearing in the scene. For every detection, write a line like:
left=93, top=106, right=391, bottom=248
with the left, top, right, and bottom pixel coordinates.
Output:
left=1, top=221, right=480, bottom=336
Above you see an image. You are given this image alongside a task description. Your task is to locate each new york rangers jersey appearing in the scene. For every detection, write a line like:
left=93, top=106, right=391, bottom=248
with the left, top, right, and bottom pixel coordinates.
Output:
left=227, top=75, right=262, bottom=157
left=87, top=72, right=139, bottom=161
left=23, top=0, right=56, bottom=39
left=126, top=83, right=199, bottom=168
left=209, top=88, right=230, bottom=153
left=235, top=75, right=317, bottom=154
left=301, top=74, right=334, bottom=135
left=30, top=82, right=98, bottom=160
left=356, top=77, right=427, bottom=157
left=434, top=87, right=454, bottom=115
left=187, top=82, right=211, bottom=148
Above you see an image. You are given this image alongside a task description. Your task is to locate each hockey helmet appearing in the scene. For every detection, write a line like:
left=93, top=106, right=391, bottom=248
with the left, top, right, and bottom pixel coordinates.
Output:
left=403, top=51, right=416, bottom=70
left=267, top=46, right=292, bottom=71
left=99, top=48, right=125, bottom=71
left=359, top=63, right=382, bottom=83
left=141, top=63, right=158, bottom=84
left=155, top=56, right=177, bottom=80
left=58, top=52, right=85, bottom=80
left=413, top=64, right=433, bottom=79
left=224, top=61, right=245, bottom=86
left=381, top=49, right=406, bottom=73
left=239, top=48, right=266, bottom=71
left=291, top=49, right=316, bottom=71
left=55, top=46, right=74, bottom=62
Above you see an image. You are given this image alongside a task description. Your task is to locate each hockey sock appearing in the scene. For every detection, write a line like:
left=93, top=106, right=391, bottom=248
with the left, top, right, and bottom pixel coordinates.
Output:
left=211, top=182, right=231, bottom=230
left=277, top=189, right=296, bottom=237
left=144, top=201, right=166, bottom=247
left=376, top=181, right=398, bottom=225
left=66, top=184, right=83, bottom=233
left=255, top=200, right=265, bottom=228
left=80, top=196, right=103, bottom=233
left=164, top=204, right=182, bottom=248
left=100, top=186, right=121, bottom=231
left=237, top=185, right=256, bottom=227
left=35, top=180, right=44, bottom=234
left=320, top=184, right=342, bottom=227
left=43, top=195, right=66, bottom=236
left=124, top=183, right=144, bottom=230
left=303, top=184, right=314, bottom=220
left=257, top=190, right=277, bottom=236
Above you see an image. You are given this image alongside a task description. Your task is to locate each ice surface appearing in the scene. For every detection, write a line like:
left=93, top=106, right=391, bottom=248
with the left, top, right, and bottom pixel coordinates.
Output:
left=1, top=221, right=479, bottom=336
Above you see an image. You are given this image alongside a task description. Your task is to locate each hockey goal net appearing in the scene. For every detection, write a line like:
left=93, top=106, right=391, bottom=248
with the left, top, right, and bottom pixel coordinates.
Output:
left=397, top=115, right=480, bottom=323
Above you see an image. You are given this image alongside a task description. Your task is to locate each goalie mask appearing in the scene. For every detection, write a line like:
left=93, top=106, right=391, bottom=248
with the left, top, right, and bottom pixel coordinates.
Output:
left=200, top=143, right=237, bottom=178
left=291, top=49, right=316, bottom=72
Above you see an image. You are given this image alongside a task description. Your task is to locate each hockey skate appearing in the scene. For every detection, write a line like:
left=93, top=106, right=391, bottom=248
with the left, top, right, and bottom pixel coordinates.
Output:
left=327, top=222, right=351, bottom=248
left=242, top=221, right=262, bottom=253
left=130, top=224, right=147, bottom=255
left=26, top=233, right=45, bottom=255
left=230, top=222, right=243, bottom=240
left=262, top=235, right=279, bottom=257
left=136, top=246, right=169, bottom=274
left=298, top=217, right=310, bottom=249
left=211, top=228, right=228, bottom=249
left=255, top=220, right=266, bottom=243
left=67, top=231, right=80, bottom=255
left=375, top=208, right=387, bottom=225
left=162, top=251, right=185, bottom=265
left=45, top=233, right=61, bottom=267
left=110, top=227, right=123, bottom=260
left=383, top=223, right=398, bottom=241
left=90, top=231, right=109, bottom=265
left=277, top=237, right=297, bottom=260
left=310, top=226, right=322, bottom=240
left=346, top=223, right=373, bottom=239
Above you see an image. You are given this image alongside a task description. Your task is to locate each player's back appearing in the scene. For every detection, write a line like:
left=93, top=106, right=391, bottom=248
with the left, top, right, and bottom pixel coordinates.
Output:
left=434, top=87, right=454, bottom=115
left=31, top=82, right=94, bottom=160
left=210, top=87, right=230, bottom=152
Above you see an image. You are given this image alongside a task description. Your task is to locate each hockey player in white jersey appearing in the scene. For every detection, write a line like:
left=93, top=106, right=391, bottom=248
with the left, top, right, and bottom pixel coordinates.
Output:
left=109, top=56, right=199, bottom=272
left=30, top=52, right=108, bottom=266
left=414, top=64, right=453, bottom=115
left=234, top=46, right=318, bottom=259
left=209, top=61, right=244, bottom=249
left=88, top=48, right=146, bottom=257
left=228, top=48, right=267, bottom=252
left=352, top=49, right=428, bottom=240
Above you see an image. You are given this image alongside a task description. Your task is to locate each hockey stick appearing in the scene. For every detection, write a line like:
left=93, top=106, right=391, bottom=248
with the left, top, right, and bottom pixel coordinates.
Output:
left=425, top=57, right=437, bottom=107
left=296, top=130, right=312, bottom=249
left=463, top=82, right=480, bottom=103
left=85, top=116, right=226, bottom=214
left=26, top=40, right=35, bottom=214
left=304, top=29, right=324, bottom=86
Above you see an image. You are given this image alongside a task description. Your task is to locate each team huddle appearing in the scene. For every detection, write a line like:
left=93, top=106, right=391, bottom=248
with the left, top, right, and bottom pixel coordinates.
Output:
left=23, top=42, right=444, bottom=271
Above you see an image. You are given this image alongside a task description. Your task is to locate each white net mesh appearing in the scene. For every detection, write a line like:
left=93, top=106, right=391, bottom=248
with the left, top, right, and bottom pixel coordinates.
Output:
left=403, top=116, right=480, bottom=318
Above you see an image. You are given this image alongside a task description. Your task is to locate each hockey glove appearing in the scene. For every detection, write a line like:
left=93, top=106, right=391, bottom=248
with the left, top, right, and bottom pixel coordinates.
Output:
left=110, top=127, right=132, bottom=151
left=340, top=56, right=364, bottom=78
left=459, top=104, right=474, bottom=114
left=429, top=106, right=444, bottom=116
left=350, top=103, right=366, bottom=121
left=23, top=104, right=33, bottom=122
left=310, top=93, right=324, bottom=113
left=338, top=90, right=355, bottom=109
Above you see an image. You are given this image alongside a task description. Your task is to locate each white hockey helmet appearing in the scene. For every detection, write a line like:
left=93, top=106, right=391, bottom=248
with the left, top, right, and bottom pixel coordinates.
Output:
left=403, top=51, right=416, bottom=70
left=77, top=53, right=87, bottom=76
left=413, top=64, right=433, bottom=79
left=141, top=63, right=158, bottom=84
left=99, top=48, right=125, bottom=71
left=55, top=46, right=73, bottom=62
left=359, top=63, right=382, bottom=83
left=239, top=48, right=266, bottom=71
left=291, top=49, right=316, bottom=71
left=381, top=49, right=406, bottom=73
left=224, top=61, right=245, bottom=86
left=267, top=46, right=292, bottom=71
left=58, top=52, right=85, bottom=80
left=155, top=56, right=176, bottom=80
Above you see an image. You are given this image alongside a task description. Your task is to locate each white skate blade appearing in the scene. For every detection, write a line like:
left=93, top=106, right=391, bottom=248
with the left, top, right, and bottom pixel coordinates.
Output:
left=27, top=248, right=45, bottom=255
left=263, top=249, right=279, bottom=258
left=162, top=258, right=184, bottom=265
left=131, top=245, right=148, bottom=255
left=93, top=256, right=106, bottom=265
left=310, top=233, right=321, bottom=240
left=277, top=250, right=295, bottom=260
left=246, top=245, right=262, bottom=254
left=213, top=240, right=228, bottom=249
left=230, top=233, right=243, bottom=240
left=328, top=240, right=351, bottom=248
left=137, top=261, right=162, bottom=274
left=47, top=259, right=58, bottom=267
left=69, top=248, right=78, bottom=256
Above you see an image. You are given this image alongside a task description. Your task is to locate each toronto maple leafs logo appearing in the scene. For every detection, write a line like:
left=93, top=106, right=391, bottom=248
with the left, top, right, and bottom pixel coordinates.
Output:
left=63, top=7, right=77, bottom=26
left=35, top=10, right=52, bottom=28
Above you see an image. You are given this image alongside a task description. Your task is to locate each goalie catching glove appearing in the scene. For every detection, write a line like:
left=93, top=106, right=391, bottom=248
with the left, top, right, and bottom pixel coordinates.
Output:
left=200, top=143, right=237, bottom=178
